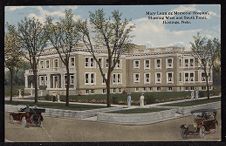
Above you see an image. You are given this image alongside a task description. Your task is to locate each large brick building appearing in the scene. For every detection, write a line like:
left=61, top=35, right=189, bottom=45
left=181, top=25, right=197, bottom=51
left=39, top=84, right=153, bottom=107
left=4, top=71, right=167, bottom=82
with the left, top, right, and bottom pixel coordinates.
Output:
left=24, top=44, right=213, bottom=96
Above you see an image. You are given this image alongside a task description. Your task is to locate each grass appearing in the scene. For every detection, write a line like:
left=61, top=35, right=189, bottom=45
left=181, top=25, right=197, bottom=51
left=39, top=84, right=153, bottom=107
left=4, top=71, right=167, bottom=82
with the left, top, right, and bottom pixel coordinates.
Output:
left=162, top=97, right=221, bottom=107
left=5, top=100, right=107, bottom=111
left=39, top=91, right=193, bottom=105
left=4, top=85, right=25, bottom=97
left=39, top=90, right=221, bottom=105
left=109, top=108, right=168, bottom=114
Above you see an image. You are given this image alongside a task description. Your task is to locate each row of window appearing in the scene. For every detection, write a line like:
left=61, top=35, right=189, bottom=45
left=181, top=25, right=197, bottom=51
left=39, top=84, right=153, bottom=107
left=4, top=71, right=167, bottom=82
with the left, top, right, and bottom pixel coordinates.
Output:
left=39, top=57, right=75, bottom=69
left=39, top=75, right=74, bottom=87
left=85, top=57, right=121, bottom=69
left=84, top=86, right=212, bottom=94
left=133, top=58, right=173, bottom=69
left=133, top=57, right=198, bottom=69
left=85, top=88, right=122, bottom=94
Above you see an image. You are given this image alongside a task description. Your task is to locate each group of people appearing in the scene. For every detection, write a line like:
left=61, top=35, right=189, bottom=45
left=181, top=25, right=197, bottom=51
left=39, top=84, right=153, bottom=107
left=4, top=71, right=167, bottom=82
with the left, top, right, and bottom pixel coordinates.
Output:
left=127, top=93, right=145, bottom=108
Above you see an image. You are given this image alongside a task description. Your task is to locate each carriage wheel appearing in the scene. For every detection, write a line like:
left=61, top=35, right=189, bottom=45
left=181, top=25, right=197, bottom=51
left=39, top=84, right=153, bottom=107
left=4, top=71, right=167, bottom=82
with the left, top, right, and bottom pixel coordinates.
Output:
left=180, top=128, right=187, bottom=139
left=21, top=116, right=28, bottom=128
left=199, top=126, right=205, bottom=138
left=9, top=115, right=14, bottom=123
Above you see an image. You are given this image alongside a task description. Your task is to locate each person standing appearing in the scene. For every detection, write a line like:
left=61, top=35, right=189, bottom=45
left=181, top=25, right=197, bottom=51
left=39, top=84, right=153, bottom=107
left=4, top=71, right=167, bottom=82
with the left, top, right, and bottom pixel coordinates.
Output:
left=127, top=93, right=131, bottom=108
left=140, top=93, right=144, bottom=107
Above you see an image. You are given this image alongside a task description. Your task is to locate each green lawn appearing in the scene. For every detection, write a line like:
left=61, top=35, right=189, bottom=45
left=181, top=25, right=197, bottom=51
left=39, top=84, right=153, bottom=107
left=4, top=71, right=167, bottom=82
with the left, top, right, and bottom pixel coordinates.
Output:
left=39, top=90, right=221, bottom=105
left=5, top=100, right=107, bottom=111
left=4, top=85, right=24, bottom=97
left=162, top=97, right=221, bottom=107
left=109, top=108, right=168, bottom=114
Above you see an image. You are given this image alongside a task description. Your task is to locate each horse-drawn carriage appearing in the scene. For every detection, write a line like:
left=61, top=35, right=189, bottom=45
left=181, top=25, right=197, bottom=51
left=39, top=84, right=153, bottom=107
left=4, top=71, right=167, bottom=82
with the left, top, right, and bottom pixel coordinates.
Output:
left=9, top=105, right=45, bottom=127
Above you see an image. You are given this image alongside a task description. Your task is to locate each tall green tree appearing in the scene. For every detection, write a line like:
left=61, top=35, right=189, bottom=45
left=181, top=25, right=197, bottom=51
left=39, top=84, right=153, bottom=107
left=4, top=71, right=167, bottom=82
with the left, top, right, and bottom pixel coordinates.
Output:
left=76, top=9, right=134, bottom=107
left=5, top=24, right=23, bottom=102
left=190, top=33, right=221, bottom=99
left=17, top=17, right=48, bottom=103
left=45, top=9, right=80, bottom=106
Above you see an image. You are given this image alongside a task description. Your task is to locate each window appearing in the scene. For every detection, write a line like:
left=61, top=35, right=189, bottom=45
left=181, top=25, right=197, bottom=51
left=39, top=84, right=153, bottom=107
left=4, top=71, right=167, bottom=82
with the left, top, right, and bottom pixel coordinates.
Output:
left=133, top=73, right=140, bottom=83
left=166, top=58, right=173, bottom=68
left=113, top=88, right=116, bottom=93
left=116, top=60, right=121, bottom=68
left=70, top=57, right=75, bottom=67
left=118, top=88, right=122, bottom=93
left=85, top=74, right=89, bottom=84
left=113, top=74, right=116, bottom=84
left=91, top=73, right=94, bottom=83
left=45, top=60, right=50, bottom=68
left=201, top=72, right=205, bottom=81
left=190, top=59, right=194, bottom=67
left=98, top=58, right=103, bottom=68
left=102, top=73, right=106, bottom=84
left=202, top=86, right=206, bottom=90
left=179, top=59, right=182, bottom=67
left=135, top=87, right=139, bottom=92
left=190, top=73, right=194, bottom=82
left=155, top=59, right=161, bottom=69
left=90, top=58, right=94, bottom=67
left=184, top=59, right=189, bottom=67
left=144, top=59, right=150, bottom=69
left=185, top=73, right=189, bottom=82
left=64, top=75, right=74, bottom=86
left=168, top=87, right=173, bottom=91
left=133, top=60, right=140, bottom=68
left=40, top=60, right=44, bottom=69
left=112, top=73, right=122, bottom=84
left=102, top=89, right=106, bottom=94
left=91, top=89, right=95, bottom=94
left=105, top=59, right=109, bottom=68
left=155, top=73, right=161, bottom=83
left=85, top=58, right=89, bottom=67
left=179, top=72, right=182, bottom=82
left=191, top=86, right=194, bottom=90
left=149, top=87, right=152, bottom=91
left=144, top=73, right=150, bottom=84
left=85, top=73, right=96, bottom=85
left=85, top=90, right=89, bottom=94
left=157, top=87, right=161, bottom=91
left=54, top=59, right=59, bottom=68
left=185, top=87, right=189, bottom=91
left=70, top=75, right=74, bottom=84
left=117, top=74, right=121, bottom=83
left=39, top=76, right=46, bottom=86
left=167, top=72, right=173, bottom=83
left=143, top=87, right=146, bottom=92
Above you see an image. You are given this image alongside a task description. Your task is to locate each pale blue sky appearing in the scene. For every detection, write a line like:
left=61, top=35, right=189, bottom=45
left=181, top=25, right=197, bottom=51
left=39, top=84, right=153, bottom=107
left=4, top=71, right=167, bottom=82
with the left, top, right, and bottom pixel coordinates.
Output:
left=5, top=5, right=220, bottom=48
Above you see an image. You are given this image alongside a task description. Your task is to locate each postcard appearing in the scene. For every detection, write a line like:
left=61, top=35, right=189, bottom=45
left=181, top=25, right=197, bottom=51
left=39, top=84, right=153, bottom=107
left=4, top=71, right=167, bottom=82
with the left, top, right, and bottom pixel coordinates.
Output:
left=4, top=4, right=221, bottom=142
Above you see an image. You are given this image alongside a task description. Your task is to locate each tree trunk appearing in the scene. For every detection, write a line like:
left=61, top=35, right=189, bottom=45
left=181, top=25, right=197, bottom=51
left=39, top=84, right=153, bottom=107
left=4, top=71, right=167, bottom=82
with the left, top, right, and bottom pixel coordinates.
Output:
left=33, top=67, right=38, bottom=103
left=204, top=69, right=210, bottom=99
left=65, top=66, right=70, bottom=106
left=9, top=69, right=13, bottom=103
left=106, top=82, right=111, bottom=107
left=205, top=75, right=210, bottom=99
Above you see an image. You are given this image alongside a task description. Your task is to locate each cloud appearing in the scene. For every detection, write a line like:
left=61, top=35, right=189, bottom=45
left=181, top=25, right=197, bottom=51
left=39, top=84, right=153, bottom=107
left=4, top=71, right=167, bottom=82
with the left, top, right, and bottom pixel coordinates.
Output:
left=5, top=6, right=26, bottom=12
left=131, top=17, right=202, bottom=48
left=26, top=6, right=80, bottom=24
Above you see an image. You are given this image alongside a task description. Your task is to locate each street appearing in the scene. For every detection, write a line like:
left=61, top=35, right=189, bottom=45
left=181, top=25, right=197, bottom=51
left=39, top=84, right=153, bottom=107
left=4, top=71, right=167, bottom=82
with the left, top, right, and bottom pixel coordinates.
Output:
left=5, top=109, right=221, bottom=142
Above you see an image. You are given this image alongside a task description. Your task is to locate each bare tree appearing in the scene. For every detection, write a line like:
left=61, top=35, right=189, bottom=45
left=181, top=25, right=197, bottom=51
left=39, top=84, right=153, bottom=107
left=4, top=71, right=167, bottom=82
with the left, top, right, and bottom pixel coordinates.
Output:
left=17, top=17, right=48, bottom=103
left=190, top=33, right=220, bottom=99
left=5, top=24, right=23, bottom=102
left=76, top=9, right=134, bottom=107
left=45, top=9, right=80, bottom=106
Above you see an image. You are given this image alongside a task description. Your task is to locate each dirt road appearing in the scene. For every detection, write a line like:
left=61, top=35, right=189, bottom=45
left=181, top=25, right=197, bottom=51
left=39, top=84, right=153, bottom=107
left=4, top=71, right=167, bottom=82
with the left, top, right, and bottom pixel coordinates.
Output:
left=5, top=109, right=221, bottom=142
